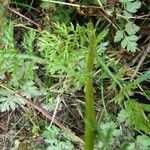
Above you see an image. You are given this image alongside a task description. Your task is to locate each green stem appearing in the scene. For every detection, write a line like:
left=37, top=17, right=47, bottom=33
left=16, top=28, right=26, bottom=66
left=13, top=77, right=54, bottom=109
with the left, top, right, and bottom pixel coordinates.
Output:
left=84, top=23, right=97, bottom=150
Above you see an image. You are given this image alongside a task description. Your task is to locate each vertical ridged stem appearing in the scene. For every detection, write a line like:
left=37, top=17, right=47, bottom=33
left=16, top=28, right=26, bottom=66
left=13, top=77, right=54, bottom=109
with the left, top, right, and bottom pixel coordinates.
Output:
left=84, top=23, right=97, bottom=150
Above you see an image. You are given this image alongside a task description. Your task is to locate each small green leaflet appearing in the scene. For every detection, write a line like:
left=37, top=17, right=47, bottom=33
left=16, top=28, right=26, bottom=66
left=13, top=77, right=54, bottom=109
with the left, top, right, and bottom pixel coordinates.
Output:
left=22, top=29, right=36, bottom=54
left=114, top=30, right=123, bottom=42
left=136, top=135, right=150, bottom=150
left=0, top=89, right=25, bottom=112
left=137, top=69, right=150, bottom=83
left=121, top=35, right=138, bottom=52
left=126, top=1, right=141, bottom=13
left=40, top=1, right=52, bottom=9
left=21, top=81, right=47, bottom=99
left=114, top=22, right=140, bottom=52
left=125, top=22, right=140, bottom=35
left=123, top=10, right=132, bottom=17
left=96, top=29, right=109, bottom=43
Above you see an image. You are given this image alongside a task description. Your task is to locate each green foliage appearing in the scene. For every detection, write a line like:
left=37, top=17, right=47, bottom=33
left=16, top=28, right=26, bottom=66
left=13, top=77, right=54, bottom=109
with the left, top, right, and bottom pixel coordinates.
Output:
left=136, top=135, right=150, bottom=150
left=119, top=0, right=141, bottom=14
left=114, top=0, right=141, bottom=52
left=0, top=81, right=47, bottom=112
left=38, top=23, right=89, bottom=91
left=137, top=69, right=150, bottom=83
left=0, top=88, right=25, bottom=112
left=117, top=100, right=150, bottom=134
left=0, top=1, right=149, bottom=149
left=0, top=21, right=39, bottom=87
left=114, top=22, right=140, bottom=51
left=20, top=81, right=47, bottom=99
left=96, top=121, right=122, bottom=150
left=113, top=81, right=138, bottom=102
left=125, top=22, right=140, bottom=35
left=96, top=121, right=150, bottom=150
left=42, top=125, right=75, bottom=150
left=114, top=30, right=124, bottom=42
left=0, top=19, right=47, bottom=112
left=21, top=29, right=36, bottom=54
left=121, top=35, right=138, bottom=52
left=40, top=1, right=74, bottom=24
left=114, top=23, right=140, bottom=52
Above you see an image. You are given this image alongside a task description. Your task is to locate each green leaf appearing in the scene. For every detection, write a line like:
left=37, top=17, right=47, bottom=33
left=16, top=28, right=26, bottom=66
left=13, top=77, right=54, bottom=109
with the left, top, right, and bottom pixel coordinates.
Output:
left=40, top=2, right=52, bottom=9
left=96, top=29, right=109, bottom=43
left=126, top=1, right=141, bottom=13
left=21, top=81, right=47, bottom=99
left=136, top=135, right=150, bottom=150
left=125, top=22, right=140, bottom=35
left=114, top=30, right=124, bottom=42
left=42, top=125, right=74, bottom=150
left=22, top=29, right=36, bottom=54
left=121, top=35, right=138, bottom=52
left=126, top=41, right=137, bottom=52
left=0, top=89, right=25, bottom=112
left=137, top=69, right=150, bottom=83
left=124, top=100, right=150, bottom=134
left=123, top=10, right=132, bottom=17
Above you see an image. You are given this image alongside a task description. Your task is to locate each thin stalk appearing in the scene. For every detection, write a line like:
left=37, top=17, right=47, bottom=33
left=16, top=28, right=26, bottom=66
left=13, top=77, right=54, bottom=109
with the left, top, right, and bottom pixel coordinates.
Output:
left=100, top=79, right=109, bottom=121
left=84, top=23, right=97, bottom=150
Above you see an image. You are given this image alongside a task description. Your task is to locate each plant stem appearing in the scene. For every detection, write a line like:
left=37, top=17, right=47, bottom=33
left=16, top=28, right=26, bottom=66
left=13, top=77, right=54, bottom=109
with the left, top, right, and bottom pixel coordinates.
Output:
left=84, top=23, right=97, bottom=150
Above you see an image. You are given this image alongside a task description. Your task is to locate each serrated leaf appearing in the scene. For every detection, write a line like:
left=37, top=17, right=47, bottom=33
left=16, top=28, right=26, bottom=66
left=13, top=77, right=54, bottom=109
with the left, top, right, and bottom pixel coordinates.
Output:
left=121, top=35, right=138, bottom=52
left=114, top=30, right=123, bottom=42
left=127, top=42, right=137, bottom=52
left=125, top=22, right=140, bottom=35
left=121, top=37, right=128, bottom=48
left=117, top=109, right=129, bottom=123
left=22, top=29, right=36, bottom=54
left=0, top=89, right=25, bottom=112
left=97, top=41, right=109, bottom=53
left=21, top=81, right=47, bottom=99
left=128, top=35, right=139, bottom=41
left=137, top=135, right=150, bottom=144
left=136, top=135, right=150, bottom=150
left=126, top=1, right=141, bottom=13
left=124, top=100, right=150, bottom=134
left=137, top=69, right=150, bottom=83
left=96, top=29, right=109, bottom=43
left=40, top=2, right=52, bottom=9
left=123, top=10, right=133, bottom=17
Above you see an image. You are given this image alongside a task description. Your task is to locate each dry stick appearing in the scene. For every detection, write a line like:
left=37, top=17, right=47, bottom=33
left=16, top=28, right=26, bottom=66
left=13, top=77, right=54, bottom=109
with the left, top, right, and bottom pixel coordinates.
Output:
left=45, top=0, right=150, bottom=20
left=49, top=97, right=61, bottom=127
left=0, top=83, right=84, bottom=144
left=46, top=0, right=118, bottom=30
left=42, top=0, right=109, bottom=9
left=131, top=44, right=150, bottom=81
left=5, top=6, right=40, bottom=27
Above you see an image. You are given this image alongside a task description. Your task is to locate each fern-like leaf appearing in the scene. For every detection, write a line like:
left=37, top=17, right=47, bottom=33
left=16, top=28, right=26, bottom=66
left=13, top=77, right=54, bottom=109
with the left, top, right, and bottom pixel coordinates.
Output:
left=0, top=89, right=25, bottom=112
left=120, top=100, right=150, bottom=134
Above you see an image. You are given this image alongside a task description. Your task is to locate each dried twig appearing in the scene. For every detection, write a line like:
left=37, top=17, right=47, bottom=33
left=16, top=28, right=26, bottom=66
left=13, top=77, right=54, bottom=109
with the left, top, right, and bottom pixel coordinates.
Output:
left=42, top=0, right=109, bottom=9
left=5, top=6, right=40, bottom=27
left=131, top=44, right=150, bottom=80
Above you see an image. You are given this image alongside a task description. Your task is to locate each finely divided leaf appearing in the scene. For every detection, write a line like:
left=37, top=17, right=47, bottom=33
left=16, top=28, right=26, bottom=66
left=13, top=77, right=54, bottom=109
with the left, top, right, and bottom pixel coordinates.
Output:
left=0, top=89, right=25, bottom=112
left=21, top=81, right=47, bottom=99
